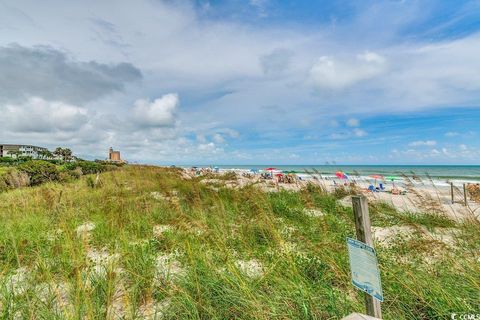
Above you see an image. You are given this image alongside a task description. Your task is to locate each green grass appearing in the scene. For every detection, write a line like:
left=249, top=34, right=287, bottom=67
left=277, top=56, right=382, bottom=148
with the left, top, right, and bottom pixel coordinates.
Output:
left=0, top=167, right=9, bottom=177
left=0, top=166, right=478, bottom=319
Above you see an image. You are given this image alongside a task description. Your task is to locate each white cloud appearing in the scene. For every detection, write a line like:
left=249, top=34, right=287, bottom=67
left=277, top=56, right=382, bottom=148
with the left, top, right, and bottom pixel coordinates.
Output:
left=445, top=131, right=459, bottom=137
left=353, top=128, right=368, bottom=137
left=260, top=49, right=293, bottom=76
left=309, top=51, right=386, bottom=90
left=133, top=94, right=178, bottom=127
left=196, top=134, right=207, bottom=143
left=408, top=140, right=437, bottom=147
left=1, top=97, right=88, bottom=133
left=346, top=118, right=360, bottom=127
left=212, top=133, right=225, bottom=144
left=197, top=142, right=223, bottom=155
left=0, top=44, right=141, bottom=105
left=330, top=132, right=349, bottom=140
left=0, top=1, right=479, bottom=164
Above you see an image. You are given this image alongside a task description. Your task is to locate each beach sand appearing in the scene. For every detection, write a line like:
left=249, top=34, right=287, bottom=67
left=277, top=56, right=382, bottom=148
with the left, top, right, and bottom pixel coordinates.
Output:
left=185, top=168, right=480, bottom=222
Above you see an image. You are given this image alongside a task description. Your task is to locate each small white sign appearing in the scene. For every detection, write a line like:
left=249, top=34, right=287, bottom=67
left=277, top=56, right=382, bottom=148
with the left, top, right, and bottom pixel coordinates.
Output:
left=347, top=237, right=384, bottom=302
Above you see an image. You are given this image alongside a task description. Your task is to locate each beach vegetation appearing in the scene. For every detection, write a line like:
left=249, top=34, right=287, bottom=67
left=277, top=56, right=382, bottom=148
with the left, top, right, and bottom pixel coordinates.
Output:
left=0, top=165, right=478, bottom=319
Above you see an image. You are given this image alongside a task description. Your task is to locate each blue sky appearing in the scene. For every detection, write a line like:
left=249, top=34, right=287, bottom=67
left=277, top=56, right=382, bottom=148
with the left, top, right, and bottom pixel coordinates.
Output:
left=0, top=0, right=479, bottom=164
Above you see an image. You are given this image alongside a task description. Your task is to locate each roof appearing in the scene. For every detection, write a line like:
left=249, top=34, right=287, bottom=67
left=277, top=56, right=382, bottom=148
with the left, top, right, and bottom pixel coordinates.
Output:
left=0, top=144, right=48, bottom=149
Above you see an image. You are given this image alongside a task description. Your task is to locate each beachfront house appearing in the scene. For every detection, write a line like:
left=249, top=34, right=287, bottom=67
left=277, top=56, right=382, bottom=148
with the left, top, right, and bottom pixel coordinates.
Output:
left=0, top=144, right=51, bottom=159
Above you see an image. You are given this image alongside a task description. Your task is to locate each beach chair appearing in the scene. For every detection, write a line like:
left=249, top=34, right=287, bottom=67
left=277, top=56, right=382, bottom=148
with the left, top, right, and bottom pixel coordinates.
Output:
left=368, top=185, right=377, bottom=192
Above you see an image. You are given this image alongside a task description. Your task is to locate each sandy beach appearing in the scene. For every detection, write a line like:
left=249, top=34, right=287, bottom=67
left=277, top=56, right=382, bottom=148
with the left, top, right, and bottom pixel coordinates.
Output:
left=184, top=167, right=480, bottom=222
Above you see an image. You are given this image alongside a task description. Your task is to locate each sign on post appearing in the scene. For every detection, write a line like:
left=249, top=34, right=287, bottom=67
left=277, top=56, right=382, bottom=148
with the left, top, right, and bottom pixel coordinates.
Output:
left=347, top=237, right=383, bottom=302
left=351, top=195, right=382, bottom=318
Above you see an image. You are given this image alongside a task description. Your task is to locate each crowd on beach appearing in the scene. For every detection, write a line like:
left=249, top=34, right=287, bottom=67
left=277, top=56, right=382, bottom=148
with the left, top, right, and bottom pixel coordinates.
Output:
left=187, top=166, right=408, bottom=195
left=182, top=166, right=480, bottom=221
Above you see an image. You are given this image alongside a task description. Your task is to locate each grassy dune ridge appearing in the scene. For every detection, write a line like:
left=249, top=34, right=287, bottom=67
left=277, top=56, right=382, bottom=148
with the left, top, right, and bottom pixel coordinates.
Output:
left=0, top=165, right=478, bottom=319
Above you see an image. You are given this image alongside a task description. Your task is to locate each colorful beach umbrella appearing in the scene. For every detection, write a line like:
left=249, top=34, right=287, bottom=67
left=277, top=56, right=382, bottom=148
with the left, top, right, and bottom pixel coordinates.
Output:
left=369, top=174, right=384, bottom=186
left=386, top=176, right=401, bottom=187
left=264, top=167, right=277, bottom=177
left=335, top=171, right=349, bottom=180
left=385, top=176, right=401, bottom=181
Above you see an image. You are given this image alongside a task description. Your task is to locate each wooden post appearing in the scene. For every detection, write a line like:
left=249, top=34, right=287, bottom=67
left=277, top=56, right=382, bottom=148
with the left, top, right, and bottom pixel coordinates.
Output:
left=450, top=182, right=454, bottom=204
left=463, top=183, right=467, bottom=206
left=351, top=196, right=382, bottom=319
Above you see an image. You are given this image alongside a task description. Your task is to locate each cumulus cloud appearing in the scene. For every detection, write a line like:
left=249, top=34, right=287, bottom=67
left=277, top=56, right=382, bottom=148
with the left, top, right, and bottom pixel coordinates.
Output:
left=133, top=94, right=179, bottom=127
left=0, top=44, right=142, bottom=104
left=197, top=142, right=223, bottom=155
left=212, top=133, right=226, bottom=144
left=309, top=51, right=386, bottom=90
left=391, top=143, right=480, bottom=162
left=1, top=97, right=88, bottom=133
left=346, top=118, right=360, bottom=127
left=408, top=140, right=437, bottom=147
left=353, top=128, right=367, bottom=137
left=1, top=1, right=479, bottom=164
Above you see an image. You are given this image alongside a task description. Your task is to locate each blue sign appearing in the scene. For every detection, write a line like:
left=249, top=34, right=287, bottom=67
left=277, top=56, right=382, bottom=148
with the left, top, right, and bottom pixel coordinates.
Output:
left=346, top=237, right=384, bottom=302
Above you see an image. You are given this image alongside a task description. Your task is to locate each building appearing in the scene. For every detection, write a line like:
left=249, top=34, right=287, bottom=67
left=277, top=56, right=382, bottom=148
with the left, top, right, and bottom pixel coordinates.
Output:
left=0, top=144, right=50, bottom=159
left=108, top=147, right=123, bottom=163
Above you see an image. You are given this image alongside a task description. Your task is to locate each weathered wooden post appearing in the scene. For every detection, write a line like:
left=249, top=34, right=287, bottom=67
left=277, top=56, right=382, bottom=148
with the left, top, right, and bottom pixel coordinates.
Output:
left=351, top=196, right=382, bottom=319
left=463, top=183, right=468, bottom=206
left=450, top=182, right=454, bottom=204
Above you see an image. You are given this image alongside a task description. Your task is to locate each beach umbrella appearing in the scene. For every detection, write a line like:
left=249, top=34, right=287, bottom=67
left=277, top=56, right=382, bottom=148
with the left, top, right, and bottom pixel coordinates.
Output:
left=250, top=168, right=259, bottom=173
left=385, top=176, right=401, bottom=181
left=369, top=174, right=384, bottom=186
left=264, top=167, right=277, bottom=177
left=335, top=171, right=349, bottom=180
left=385, top=175, right=401, bottom=187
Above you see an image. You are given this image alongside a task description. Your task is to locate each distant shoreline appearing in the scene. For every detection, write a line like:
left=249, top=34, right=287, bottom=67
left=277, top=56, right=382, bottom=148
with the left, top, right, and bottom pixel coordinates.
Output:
left=177, top=164, right=480, bottom=182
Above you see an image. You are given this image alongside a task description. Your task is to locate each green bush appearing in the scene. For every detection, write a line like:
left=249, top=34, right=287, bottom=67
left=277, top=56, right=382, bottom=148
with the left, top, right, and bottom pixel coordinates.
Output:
left=75, top=161, right=108, bottom=175
left=17, top=160, right=59, bottom=185
left=0, top=157, right=16, bottom=164
left=0, top=156, right=32, bottom=166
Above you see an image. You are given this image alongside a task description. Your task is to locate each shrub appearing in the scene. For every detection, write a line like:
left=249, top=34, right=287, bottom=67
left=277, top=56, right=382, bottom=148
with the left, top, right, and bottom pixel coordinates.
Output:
left=3, top=169, right=30, bottom=188
left=17, top=160, right=59, bottom=185
left=75, top=161, right=107, bottom=175
left=58, top=166, right=83, bottom=182
left=0, top=157, right=16, bottom=164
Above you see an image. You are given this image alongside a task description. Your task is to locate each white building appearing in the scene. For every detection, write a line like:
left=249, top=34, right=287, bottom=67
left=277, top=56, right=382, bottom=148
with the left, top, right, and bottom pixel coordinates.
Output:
left=0, top=144, right=50, bottom=159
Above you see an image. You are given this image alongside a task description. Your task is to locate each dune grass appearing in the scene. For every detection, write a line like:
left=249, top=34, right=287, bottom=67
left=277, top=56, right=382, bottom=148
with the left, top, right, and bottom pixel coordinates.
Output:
left=0, top=165, right=478, bottom=319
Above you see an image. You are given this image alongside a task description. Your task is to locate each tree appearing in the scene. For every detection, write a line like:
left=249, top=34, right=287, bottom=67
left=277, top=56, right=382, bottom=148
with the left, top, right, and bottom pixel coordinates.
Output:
left=63, top=148, right=73, bottom=161
left=53, top=147, right=73, bottom=161
left=17, top=160, right=59, bottom=185
left=53, top=147, right=63, bottom=159
left=37, top=150, right=53, bottom=160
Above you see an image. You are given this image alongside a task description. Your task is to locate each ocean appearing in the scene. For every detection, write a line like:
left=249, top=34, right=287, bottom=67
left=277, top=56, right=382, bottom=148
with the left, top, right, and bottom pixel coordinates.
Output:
left=192, top=165, right=480, bottom=183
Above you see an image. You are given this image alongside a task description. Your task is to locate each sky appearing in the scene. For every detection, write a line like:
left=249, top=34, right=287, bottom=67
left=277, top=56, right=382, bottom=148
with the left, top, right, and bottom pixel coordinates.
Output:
left=1, top=0, right=480, bottom=165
